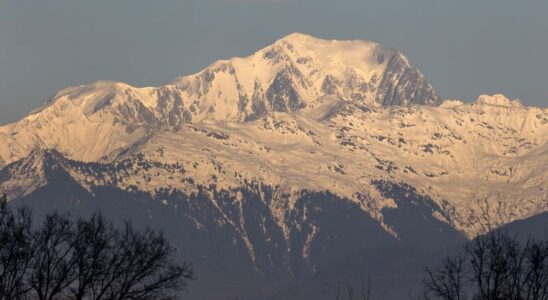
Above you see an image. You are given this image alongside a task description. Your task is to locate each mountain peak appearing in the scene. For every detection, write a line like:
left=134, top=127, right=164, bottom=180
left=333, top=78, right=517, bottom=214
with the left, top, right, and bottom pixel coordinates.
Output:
left=272, top=32, right=391, bottom=59
left=279, top=32, right=317, bottom=43
left=0, top=148, right=65, bottom=199
left=277, top=32, right=383, bottom=47
left=475, top=94, right=523, bottom=108
left=440, top=99, right=465, bottom=108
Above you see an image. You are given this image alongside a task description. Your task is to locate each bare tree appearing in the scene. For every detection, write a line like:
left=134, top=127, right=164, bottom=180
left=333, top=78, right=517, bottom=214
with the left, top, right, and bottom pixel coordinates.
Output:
left=336, top=275, right=373, bottom=300
left=346, top=283, right=354, bottom=300
left=360, top=274, right=372, bottom=300
left=70, top=213, right=113, bottom=300
left=420, top=231, right=548, bottom=300
left=423, top=253, right=467, bottom=300
left=466, top=232, right=527, bottom=300
left=0, top=199, right=194, bottom=300
left=28, top=213, right=80, bottom=300
left=522, top=240, right=548, bottom=300
left=0, top=194, right=33, bottom=300
left=87, top=222, right=194, bottom=300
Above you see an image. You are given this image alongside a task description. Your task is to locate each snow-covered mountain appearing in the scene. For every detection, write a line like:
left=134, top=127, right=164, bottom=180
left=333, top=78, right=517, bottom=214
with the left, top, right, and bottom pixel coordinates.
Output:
left=0, top=33, right=439, bottom=165
left=0, top=33, right=546, bottom=300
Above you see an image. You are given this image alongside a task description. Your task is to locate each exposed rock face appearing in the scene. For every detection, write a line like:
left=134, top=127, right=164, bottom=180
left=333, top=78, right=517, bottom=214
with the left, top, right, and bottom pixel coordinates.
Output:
left=266, top=70, right=306, bottom=112
left=376, top=53, right=441, bottom=106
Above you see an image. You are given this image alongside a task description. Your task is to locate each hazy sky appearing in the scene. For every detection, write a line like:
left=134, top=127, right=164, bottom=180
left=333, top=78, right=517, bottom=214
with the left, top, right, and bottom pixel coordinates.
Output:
left=1, top=0, right=547, bottom=124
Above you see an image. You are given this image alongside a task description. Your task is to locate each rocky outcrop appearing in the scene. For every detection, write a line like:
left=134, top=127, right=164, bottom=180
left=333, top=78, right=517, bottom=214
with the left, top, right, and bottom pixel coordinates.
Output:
left=376, top=53, right=440, bottom=106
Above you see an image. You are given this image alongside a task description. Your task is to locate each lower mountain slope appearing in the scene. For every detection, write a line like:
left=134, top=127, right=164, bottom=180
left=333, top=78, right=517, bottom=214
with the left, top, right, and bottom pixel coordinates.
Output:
left=1, top=149, right=464, bottom=300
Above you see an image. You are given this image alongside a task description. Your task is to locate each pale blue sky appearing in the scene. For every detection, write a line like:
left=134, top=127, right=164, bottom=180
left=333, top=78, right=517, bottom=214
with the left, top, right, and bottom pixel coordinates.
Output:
left=1, top=0, right=547, bottom=124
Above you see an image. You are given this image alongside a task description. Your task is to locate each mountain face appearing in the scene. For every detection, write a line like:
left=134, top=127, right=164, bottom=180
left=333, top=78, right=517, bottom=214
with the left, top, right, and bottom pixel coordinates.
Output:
left=0, top=33, right=547, bottom=300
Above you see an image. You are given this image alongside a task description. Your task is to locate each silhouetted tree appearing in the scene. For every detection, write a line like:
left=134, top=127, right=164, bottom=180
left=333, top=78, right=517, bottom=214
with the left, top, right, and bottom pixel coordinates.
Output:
left=84, top=221, right=194, bottom=300
left=420, top=231, right=548, bottom=300
left=360, top=275, right=372, bottom=300
left=346, top=283, right=354, bottom=300
left=0, top=197, right=194, bottom=299
left=335, top=275, right=373, bottom=300
left=422, top=253, right=467, bottom=300
left=28, top=213, right=80, bottom=300
left=0, top=194, right=33, bottom=299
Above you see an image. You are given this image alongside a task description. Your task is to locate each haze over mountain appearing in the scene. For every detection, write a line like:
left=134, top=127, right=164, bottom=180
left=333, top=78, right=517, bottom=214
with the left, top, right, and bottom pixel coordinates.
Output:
left=0, top=34, right=546, bottom=299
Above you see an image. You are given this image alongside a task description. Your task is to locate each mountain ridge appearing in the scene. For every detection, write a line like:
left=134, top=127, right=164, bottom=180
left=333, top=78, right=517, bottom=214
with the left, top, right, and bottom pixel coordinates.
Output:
left=1, top=92, right=546, bottom=237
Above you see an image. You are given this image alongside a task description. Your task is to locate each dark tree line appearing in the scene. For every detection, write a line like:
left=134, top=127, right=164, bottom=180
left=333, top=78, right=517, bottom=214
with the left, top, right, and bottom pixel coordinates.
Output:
left=334, top=275, right=373, bottom=300
left=420, top=230, right=548, bottom=300
left=0, top=194, right=194, bottom=300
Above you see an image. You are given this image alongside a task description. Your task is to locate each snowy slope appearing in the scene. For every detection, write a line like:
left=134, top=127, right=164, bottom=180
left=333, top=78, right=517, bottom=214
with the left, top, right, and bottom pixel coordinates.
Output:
left=2, top=93, right=546, bottom=238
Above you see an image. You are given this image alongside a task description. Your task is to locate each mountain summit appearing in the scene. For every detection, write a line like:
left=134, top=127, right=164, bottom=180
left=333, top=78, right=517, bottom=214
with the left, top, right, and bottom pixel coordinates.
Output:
left=171, top=32, right=441, bottom=117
